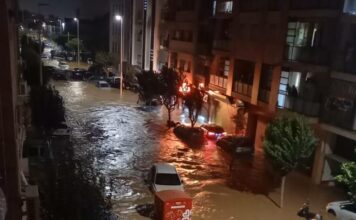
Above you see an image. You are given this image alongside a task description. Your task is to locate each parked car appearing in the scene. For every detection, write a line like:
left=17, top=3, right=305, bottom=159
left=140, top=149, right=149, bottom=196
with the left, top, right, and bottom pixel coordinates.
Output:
left=53, top=70, right=68, bottom=80
left=59, top=61, right=69, bottom=70
left=201, top=124, right=226, bottom=139
left=87, top=58, right=93, bottom=65
left=96, top=80, right=110, bottom=88
left=72, top=68, right=86, bottom=80
left=148, top=163, right=184, bottom=193
left=108, top=76, right=122, bottom=88
left=326, top=201, right=356, bottom=219
left=216, top=135, right=254, bottom=155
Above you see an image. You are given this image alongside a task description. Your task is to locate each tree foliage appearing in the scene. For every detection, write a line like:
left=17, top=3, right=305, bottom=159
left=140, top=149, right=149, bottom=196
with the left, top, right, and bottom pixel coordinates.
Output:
left=30, top=86, right=65, bottom=132
left=66, top=38, right=85, bottom=52
left=95, top=52, right=118, bottom=67
left=264, top=115, right=317, bottom=176
left=137, top=70, right=161, bottom=103
left=183, top=87, right=204, bottom=128
left=157, top=67, right=184, bottom=124
left=336, top=161, right=356, bottom=204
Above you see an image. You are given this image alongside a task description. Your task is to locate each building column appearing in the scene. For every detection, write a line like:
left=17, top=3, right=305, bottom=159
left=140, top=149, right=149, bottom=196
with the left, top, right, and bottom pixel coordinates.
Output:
left=268, top=65, right=281, bottom=112
left=226, top=57, right=235, bottom=96
left=251, top=62, right=262, bottom=105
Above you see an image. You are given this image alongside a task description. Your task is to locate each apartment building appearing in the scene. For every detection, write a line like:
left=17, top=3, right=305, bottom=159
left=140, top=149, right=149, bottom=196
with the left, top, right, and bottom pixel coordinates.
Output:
left=109, top=0, right=133, bottom=67
left=164, top=0, right=356, bottom=184
left=1, top=0, right=40, bottom=219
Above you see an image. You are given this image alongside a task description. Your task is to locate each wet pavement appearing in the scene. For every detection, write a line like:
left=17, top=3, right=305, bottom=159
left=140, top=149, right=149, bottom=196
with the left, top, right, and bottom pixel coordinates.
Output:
left=54, top=81, right=344, bottom=220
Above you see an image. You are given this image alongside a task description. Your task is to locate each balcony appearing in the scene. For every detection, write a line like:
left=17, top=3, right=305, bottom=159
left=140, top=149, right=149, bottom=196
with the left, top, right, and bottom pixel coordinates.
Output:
left=281, top=96, right=321, bottom=117
left=213, top=40, right=231, bottom=52
left=169, top=40, right=195, bottom=54
left=332, top=51, right=356, bottom=74
left=209, top=75, right=228, bottom=93
left=284, top=46, right=329, bottom=66
left=233, top=81, right=252, bottom=97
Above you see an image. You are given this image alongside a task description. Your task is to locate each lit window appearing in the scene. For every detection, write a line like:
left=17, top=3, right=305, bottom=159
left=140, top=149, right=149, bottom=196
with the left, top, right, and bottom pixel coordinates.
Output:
left=217, top=1, right=233, bottom=14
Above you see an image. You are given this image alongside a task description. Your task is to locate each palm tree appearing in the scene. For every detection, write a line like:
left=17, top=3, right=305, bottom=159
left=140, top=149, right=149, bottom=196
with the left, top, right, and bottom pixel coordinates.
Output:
left=264, top=114, right=317, bottom=208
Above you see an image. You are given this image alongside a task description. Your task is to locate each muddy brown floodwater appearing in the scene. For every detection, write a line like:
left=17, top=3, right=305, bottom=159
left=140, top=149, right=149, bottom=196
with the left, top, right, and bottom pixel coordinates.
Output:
left=55, top=81, right=343, bottom=220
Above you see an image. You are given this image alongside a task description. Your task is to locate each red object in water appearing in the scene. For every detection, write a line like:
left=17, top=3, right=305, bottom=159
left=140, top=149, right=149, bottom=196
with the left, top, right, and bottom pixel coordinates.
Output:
left=155, top=190, right=192, bottom=220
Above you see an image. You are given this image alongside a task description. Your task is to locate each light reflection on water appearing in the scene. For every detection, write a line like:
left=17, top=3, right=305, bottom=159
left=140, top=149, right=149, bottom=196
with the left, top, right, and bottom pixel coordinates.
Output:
left=55, top=81, right=270, bottom=219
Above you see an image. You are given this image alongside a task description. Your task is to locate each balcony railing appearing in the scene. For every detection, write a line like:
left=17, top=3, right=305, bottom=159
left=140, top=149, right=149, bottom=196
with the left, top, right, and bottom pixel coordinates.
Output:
left=213, top=40, right=230, bottom=51
left=332, top=51, right=356, bottom=74
left=281, top=96, right=321, bottom=117
left=210, top=75, right=228, bottom=89
left=284, top=46, right=329, bottom=65
left=233, top=81, right=252, bottom=97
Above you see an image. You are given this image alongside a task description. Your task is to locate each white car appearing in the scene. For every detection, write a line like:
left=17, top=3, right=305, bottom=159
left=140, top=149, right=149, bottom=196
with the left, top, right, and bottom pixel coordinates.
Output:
left=148, top=163, right=184, bottom=193
left=326, top=201, right=356, bottom=219
left=59, top=61, right=69, bottom=70
left=96, top=80, right=110, bottom=88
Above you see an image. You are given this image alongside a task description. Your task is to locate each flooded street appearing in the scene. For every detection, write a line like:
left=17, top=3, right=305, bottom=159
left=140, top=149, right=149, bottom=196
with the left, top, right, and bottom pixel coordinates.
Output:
left=54, top=81, right=343, bottom=220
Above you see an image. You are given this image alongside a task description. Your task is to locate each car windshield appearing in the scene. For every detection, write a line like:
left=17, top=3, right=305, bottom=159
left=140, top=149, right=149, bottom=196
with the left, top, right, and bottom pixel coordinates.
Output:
left=155, top=173, right=181, bottom=185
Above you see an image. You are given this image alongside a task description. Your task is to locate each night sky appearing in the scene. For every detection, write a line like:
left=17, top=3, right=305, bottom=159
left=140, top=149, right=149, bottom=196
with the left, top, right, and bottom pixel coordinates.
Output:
left=19, top=0, right=109, bottom=18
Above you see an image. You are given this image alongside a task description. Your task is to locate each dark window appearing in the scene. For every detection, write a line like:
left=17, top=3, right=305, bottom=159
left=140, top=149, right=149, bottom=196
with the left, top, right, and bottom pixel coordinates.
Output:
left=258, top=64, right=273, bottom=103
left=155, top=173, right=181, bottom=185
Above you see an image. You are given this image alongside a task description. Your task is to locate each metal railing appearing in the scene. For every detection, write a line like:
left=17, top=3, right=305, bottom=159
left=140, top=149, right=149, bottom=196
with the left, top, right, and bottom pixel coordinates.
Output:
left=284, top=46, right=329, bottom=65
left=233, top=81, right=252, bottom=97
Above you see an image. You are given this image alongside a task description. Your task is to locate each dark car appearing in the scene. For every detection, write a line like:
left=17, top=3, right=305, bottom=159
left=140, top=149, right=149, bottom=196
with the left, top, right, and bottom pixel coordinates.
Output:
left=200, top=124, right=226, bottom=139
left=216, top=136, right=254, bottom=155
left=72, top=69, right=86, bottom=80
left=53, top=70, right=68, bottom=80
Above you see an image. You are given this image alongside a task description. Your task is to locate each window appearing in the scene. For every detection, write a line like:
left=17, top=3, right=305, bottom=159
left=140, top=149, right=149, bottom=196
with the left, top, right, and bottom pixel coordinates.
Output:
left=233, top=59, right=255, bottom=96
left=344, top=0, right=356, bottom=14
left=172, top=30, right=193, bottom=42
left=155, top=173, right=181, bottom=185
left=218, top=58, right=230, bottom=77
left=258, top=64, right=273, bottom=103
left=179, top=60, right=186, bottom=72
left=216, top=1, right=233, bottom=14
left=277, top=70, right=302, bottom=108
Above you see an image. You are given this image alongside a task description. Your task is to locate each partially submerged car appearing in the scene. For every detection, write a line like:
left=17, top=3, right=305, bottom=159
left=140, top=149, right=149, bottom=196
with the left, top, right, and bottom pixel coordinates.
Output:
left=201, top=124, right=226, bottom=139
left=216, top=135, right=254, bottom=155
left=148, top=163, right=184, bottom=193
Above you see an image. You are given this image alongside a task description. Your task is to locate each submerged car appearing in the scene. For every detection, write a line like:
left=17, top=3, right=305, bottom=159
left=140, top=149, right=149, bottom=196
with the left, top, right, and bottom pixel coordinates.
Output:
left=201, top=124, right=226, bottom=139
left=96, top=80, right=110, bottom=88
left=148, top=163, right=184, bottom=193
left=216, top=135, right=254, bottom=155
left=326, top=201, right=356, bottom=219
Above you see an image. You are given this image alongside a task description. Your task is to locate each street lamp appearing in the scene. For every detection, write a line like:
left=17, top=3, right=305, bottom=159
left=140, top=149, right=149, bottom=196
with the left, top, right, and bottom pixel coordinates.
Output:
left=115, top=14, right=124, bottom=97
left=61, top=22, right=65, bottom=31
left=74, top=17, right=80, bottom=67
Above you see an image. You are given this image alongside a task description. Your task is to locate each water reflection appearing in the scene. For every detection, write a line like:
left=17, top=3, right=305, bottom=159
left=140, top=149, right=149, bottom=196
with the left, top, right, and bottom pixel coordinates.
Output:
left=55, top=81, right=273, bottom=219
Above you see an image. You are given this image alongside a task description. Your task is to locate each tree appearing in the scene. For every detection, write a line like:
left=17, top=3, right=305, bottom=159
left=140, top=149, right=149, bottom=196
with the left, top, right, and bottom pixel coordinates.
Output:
left=95, top=52, right=118, bottom=67
left=66, top=38, right=85, bottom=52
left=183, top=87, right=204, bottom=128
left=264, top=114, right=317, bottom=208
left=21, top=36, right=50, bottom=86
left=30, top=86, right=66, bottom=133
left=336, top=161, right=356, bottom=204
left=157, top=67, right=184, bottom=126
left=137, top=70, right=160, bottom=104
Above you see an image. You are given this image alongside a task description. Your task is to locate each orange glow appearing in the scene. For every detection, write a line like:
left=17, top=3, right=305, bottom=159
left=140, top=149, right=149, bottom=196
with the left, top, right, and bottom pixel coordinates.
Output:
left=179, top=83, right=191, bottom=94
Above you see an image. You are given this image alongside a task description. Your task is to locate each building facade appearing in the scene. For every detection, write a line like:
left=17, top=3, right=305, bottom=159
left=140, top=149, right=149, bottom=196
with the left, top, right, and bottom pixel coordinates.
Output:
left=1, top=0, right=40, bottom=219
left=162, top=0, right=356, bottom=184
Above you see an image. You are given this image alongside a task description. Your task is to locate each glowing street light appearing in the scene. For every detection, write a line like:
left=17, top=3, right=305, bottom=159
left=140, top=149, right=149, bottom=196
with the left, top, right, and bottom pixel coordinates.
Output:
left=73, top=17, right=80, bottom=67
left=114, top=14, right=124, bottom=97
left=61, top=22, right=65, bottom=31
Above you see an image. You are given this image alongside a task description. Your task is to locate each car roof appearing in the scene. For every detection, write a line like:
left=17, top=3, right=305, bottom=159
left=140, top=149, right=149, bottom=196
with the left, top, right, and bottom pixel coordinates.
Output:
left=98, top=80, right=108, bottom=83
left=154, top=163, right=177, bottom=174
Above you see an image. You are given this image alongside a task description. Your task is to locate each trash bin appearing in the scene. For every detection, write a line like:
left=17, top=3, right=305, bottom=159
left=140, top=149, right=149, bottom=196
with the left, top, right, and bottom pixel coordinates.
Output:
left=155, top=190, right=192, bottom=220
